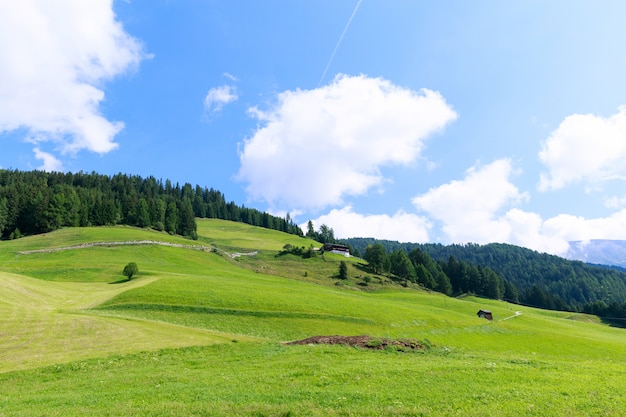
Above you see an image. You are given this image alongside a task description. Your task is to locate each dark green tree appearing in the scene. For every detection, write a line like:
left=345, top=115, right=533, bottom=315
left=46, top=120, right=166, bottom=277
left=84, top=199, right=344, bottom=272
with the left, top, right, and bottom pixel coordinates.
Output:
left=123, top=262, right=139, bottom=280
left=483, top=267, right=505, bottom=299
left=415, top=264, right=436, bottom=289
left=435, top=271, right=453, bottom=295
left=135, top=198, right=151, bottom=228
left=0, top=197, right=7, bottom=236
left=164, top=200, right=178, bottom=235
left=338, top=260, right=348, bottom=280
left=390, top=250, right=416, bottom=282
left=364, top=243, right=387, bottom=274
left=151, top=198, right=166, bottom=231
left=318, top=224, right=335, bottom=244
left=306, top=220, right=315, bottom=238
left=177, top=199, right=197, bottom=239
left=504, top=279, right=520, bottom=303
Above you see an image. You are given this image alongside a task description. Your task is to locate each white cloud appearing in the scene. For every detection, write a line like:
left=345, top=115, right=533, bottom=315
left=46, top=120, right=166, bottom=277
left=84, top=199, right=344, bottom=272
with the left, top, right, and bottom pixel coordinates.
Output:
left=501, top=208, right=570, bottom=255
left=0, top=0, right=146, bottom=157
left=299, top=157, right=626, bottom=257
left=204, top=85, right=238, bottom=113
left=605, top=195, right=626, bottom=209
left=237, top=74, right=457, bottom=211
left=538, top=107, right=626, bottom=191
left=412, top=159, right=528, bottom=244
left=33, top=147, right=63, bottom=172
left=543, top=210, right=626, bottom=242
left=409, top=158, right=626, bottom=256
left=307, top=206, right=431, bottom=242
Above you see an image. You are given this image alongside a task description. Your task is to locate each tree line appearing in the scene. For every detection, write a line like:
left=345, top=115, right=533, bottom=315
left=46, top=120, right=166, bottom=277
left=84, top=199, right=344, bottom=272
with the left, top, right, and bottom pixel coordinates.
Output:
left=361, top=242, right=518, bottom=301
left=344, top=237, right=626, bottom=323
left=0, top=169, right=303, bottom=240
left=416, top=242, right=626, bottom=312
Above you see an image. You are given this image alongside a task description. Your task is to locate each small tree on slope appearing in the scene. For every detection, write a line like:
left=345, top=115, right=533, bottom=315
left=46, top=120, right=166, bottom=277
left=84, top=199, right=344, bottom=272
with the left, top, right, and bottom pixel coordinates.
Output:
left=338, top=260, right=348, bottom=280
left=123, top=262, right=139, bottom=281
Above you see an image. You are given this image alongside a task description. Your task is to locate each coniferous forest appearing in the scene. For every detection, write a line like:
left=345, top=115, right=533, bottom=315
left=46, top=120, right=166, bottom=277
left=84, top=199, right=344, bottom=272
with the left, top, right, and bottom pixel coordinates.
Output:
left=0, top=169, right=302, bottom=241
left=344, top=238, right=626, bottom=324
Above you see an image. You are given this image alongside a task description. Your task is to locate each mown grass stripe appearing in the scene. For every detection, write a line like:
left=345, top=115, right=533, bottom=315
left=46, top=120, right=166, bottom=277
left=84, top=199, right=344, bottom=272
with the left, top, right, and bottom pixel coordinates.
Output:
left=97, top=303, right=376, bottom=324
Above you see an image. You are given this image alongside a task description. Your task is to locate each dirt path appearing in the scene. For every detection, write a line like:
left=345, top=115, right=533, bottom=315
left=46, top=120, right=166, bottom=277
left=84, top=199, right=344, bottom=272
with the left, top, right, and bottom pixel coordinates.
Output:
left=500, top=311, right=522, bottom=321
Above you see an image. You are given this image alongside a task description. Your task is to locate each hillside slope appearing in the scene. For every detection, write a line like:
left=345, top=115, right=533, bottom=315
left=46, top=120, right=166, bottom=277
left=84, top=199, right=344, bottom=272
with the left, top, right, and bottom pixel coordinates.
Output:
left=2, top=220, right=626, bottom=416
left=344, top=237, right=626, bottom=312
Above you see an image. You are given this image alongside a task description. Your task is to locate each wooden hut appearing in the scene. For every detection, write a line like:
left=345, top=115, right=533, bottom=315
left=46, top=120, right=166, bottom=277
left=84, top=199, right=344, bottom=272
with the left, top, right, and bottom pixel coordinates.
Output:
left=477, top=309, right=493, bottom=320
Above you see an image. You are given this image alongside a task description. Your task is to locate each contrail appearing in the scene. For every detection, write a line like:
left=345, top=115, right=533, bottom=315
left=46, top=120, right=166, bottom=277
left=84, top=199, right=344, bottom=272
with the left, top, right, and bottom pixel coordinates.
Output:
left=318, top=0, right=363, bottom=87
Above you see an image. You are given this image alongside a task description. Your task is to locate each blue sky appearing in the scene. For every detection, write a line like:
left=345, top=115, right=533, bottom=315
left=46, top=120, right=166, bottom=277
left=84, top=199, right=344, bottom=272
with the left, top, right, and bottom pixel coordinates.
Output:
left=2, top=0, right=626, bottom=255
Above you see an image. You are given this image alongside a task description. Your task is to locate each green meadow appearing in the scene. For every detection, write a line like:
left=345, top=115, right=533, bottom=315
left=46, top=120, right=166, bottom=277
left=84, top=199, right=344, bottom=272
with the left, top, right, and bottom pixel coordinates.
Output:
left=1, top=219, right=625, bottom=416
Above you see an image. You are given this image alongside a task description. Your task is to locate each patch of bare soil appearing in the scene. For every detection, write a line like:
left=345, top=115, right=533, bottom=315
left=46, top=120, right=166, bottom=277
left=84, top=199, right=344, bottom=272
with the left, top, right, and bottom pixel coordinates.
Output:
left=285, top=335, right=426, bottom=351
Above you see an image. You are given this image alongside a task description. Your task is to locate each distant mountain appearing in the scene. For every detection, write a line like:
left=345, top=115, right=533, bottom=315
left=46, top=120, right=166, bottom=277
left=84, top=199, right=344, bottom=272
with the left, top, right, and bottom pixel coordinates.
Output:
left=565, top=240, right=626, bottom=268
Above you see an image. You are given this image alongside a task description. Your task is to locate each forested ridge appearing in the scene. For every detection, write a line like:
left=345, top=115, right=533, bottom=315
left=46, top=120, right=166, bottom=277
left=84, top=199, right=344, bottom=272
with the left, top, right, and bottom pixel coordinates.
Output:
left=4, top=169, right=626, bottom=323
left=0, top=169, right=302, bottom=240
left=344, top=237, right=626, bottom=323
left=356, top=241, right=520, bottom=303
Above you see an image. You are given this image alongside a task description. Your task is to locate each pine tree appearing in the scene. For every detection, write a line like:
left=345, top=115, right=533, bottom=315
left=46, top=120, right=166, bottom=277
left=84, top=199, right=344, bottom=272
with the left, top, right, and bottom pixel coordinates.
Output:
left=338, top=260, right=348, bottom=280
left=164, top=201, right=178, bottom=234
left=135, top=198, right=151, bottom=228
left=0, top=197, right=8, bottom=236
left=306, top=220, right=315, bottom=238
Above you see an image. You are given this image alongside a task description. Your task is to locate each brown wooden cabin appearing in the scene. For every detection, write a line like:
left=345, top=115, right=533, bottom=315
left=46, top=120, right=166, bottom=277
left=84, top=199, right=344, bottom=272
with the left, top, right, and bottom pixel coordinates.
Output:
left=477, top=309, right=493, bottom=320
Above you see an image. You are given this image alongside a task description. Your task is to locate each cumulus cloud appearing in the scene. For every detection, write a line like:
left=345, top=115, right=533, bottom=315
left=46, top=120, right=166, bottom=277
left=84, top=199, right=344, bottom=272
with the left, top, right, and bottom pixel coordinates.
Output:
left=0, top=0, right=146, bottom=156
left=237, top=74, right=457, bottom=211
left=307, top=206, right=431, bottom=242
left=543, top=210, right=626, bottom=242
left=501, top=208, right=570, bottom=255
left=412, top=159, right=529, bottom=244
left=409, top=158, right=626, bottom=255
left=302, top=157, right=626, bottom=256
left=538, top=107, right=626, bottom=191
left=33, top=147, right=63, bottom=172
left=204, top=85, right=238, bottom=113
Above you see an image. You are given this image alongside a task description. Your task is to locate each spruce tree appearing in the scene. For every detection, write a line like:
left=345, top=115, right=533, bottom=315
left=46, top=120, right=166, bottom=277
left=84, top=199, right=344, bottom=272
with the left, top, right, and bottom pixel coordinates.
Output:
left=338, top=260, right=348, bottom=280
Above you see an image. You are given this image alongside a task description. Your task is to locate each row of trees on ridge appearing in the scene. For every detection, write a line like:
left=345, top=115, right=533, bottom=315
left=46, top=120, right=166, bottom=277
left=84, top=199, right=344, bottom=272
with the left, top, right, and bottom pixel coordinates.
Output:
left=345, top=237, right=626, bottom=324
left=0, top=169, right=302, bottom=240
left=362, top=243, right=519, bottom=301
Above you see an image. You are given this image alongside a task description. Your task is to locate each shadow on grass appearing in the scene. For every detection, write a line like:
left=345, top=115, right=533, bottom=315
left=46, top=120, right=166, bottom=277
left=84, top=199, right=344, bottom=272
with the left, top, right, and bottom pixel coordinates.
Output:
left=96, top=303, right=376, bottom=324
left=352, top=263, right=372, bottom=274
left=109, top=277, right=132, bottom=285
left=599, top=318, right=626, bottom=329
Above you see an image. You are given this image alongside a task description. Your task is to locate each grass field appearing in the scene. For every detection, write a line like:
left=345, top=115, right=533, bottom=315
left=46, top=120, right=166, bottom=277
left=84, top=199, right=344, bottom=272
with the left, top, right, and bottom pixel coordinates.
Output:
left=1, top=219, right=625, bottom=416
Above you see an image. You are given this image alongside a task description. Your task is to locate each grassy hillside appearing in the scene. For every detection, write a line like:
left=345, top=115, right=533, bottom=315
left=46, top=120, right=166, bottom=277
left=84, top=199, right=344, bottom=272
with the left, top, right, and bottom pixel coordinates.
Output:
left=1, top=219, right=626, bottom=416
left=196, top=218, right=315, bottom=251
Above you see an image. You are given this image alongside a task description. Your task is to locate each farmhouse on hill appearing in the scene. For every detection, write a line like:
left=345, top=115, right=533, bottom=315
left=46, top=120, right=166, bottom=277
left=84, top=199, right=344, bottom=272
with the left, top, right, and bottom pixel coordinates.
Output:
left=322, top=243, right=350, bottom=257
left=477, top=309, right=493, bottom=320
